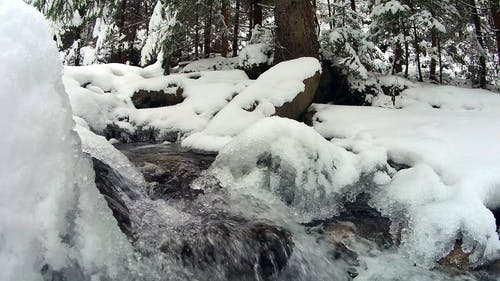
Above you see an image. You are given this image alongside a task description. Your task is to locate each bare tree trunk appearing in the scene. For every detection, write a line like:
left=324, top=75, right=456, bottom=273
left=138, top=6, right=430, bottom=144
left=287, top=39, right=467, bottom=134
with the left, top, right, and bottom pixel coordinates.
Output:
left=275, top=0, right=319, bottom=63
left=392, top=18, right=403, bottom=74
left=221, top=0, right=230, bottom=57
left=204, top=5, right=213, bottom=58
left=232, top=0, right=240, bottom=57
left=412, top=22, right=423, bottom=82
left=470, top=0, right=487, bottom=88
left=252, top=0, right=263, bottom=27
left=393, top=42, right=403, bottom=74
left=195, top=10, right=199, bottom=59
left=403, top=22, right=409, bottom=78
left=350, top=0, right=356, bottom=11
left=438, top=34, right=443, bottom=84
left=326, top=0, right=333, bottom=29
left=490, top=0, right=500, bottom=65
left=429, top=29, right=438, bottom=82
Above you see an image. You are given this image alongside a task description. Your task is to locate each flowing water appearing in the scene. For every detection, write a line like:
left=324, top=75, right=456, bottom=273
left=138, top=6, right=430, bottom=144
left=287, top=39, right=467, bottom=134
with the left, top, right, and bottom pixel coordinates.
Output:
left=90, top=143, right=499, bottom=281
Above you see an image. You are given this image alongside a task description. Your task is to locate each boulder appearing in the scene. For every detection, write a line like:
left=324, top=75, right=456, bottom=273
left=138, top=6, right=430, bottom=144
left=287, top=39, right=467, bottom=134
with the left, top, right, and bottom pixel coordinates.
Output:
left=275, top=71, right=321, bottom=120
left=131, top=84, right=184, bottom=109
left=160, top=215, right=294, bottom=280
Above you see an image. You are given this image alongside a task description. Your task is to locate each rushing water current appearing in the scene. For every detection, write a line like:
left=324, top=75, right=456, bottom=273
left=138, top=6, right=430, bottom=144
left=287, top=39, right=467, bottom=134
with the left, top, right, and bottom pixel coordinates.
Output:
left=89, top=143, right=498, bottom=281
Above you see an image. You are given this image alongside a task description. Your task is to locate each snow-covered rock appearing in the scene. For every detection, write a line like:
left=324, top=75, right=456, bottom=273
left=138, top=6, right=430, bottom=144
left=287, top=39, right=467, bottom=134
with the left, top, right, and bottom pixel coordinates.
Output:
left=182, top=57, right=322, bottom=152
left=63, top=62, right=250, bottom=140
left=0, top=1, right=133, bottom=280
left=209, top=117, right=387, bottom=222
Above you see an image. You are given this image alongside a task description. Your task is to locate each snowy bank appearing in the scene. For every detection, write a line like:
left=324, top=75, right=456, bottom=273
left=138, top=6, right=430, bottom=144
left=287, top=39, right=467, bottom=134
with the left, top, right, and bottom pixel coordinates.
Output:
left=63, top=62, right=250, bottom=141
left=310, top=86, right=500, bottom=267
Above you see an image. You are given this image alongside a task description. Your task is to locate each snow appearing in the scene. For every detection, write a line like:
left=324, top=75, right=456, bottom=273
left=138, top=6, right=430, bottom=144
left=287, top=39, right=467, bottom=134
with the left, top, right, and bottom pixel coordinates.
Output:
left=63, top=61, right=250, bottom=138
left=311, top=84, right=500, bottom=267
left=140, top=1, right=178, bottom=66
left=238, top=25, right=274, bottom=69
left=238, top=43, right=273, bottom=68
left=180, top=56, right=239, bottom=73
left=374, top=84, right=500, bottom=111
left=209, top=117, right=387, bottom=222
left=182, top=57, right=322, bottom=152
left=371, top=0, right=409, bottom=16
left=0, top=1, right=133, bottom=280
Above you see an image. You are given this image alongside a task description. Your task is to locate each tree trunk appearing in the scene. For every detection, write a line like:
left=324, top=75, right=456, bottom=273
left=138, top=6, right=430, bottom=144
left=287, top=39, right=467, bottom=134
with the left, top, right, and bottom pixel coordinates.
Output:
left=438, top=34, right=443, bottom=84
left=470, top=0, right=487, bottom=88
left=221, top=0, right=230, bottom=57
left=412, top=22, right=423, bottom=82
left=429, top=29, right=438, bottom=82
left=204, top=5, right=213, bottom=58
left=252, top=0, right=263, bottom=27
left=403, top=22, right=410, bottom=78
left=490, top=0, right=500, bottom=65
left=195, top=10, right=200, bottom=59
left=275, top=0, right=319, bottom=63
left=393, top=42, right=403, bottom=74
left=232, top=0, right=240, bottom=57
left=327, top=0, right=333, bottom=29
left=350, top=0, right=356, bottom=11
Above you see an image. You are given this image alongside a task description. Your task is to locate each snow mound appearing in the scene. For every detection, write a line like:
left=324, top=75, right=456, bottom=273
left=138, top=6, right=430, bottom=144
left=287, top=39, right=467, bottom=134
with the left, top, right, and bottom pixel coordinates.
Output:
left=64, top=62, right=250, bottom=139
left=183, top=57, right=322, bottom=152
left=209, top=117, right=387, bottom=222
left=0, top=1, right=132, bottom=280
left=311, top=95, right=500, bottom=267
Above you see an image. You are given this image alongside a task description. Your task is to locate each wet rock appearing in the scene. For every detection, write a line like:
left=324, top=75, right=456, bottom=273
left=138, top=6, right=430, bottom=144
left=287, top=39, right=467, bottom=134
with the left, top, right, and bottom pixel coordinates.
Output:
left=275, top=71, right=321, bottom=121
left=160, top=215, right=293, bottom=280
left=92, top=157, right=138, bottom=237
left=241, top=63, right=271, bottom=80
left=305, top=193, right=393, bottom=271
left=131, top=84, right=184, bottom=109
left=116, top=143, right=215, bottom=200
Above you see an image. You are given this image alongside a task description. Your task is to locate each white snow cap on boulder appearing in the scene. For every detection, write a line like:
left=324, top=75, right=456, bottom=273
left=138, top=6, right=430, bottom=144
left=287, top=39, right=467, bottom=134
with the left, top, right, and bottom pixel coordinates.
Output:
left=0, top=1, right=132, bottom=280
left=182, top=57, right=322, bottom=152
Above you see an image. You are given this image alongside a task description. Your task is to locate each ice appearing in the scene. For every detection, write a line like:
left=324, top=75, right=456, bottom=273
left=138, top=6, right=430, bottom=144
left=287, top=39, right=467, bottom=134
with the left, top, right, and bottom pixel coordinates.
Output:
left=182, top=57, right=322, bottom=152
left=209, top=117, right=387, bottom=222
left=75, top=124, right=145, bottom=186
left=0, top=1, right=133, bottom=280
